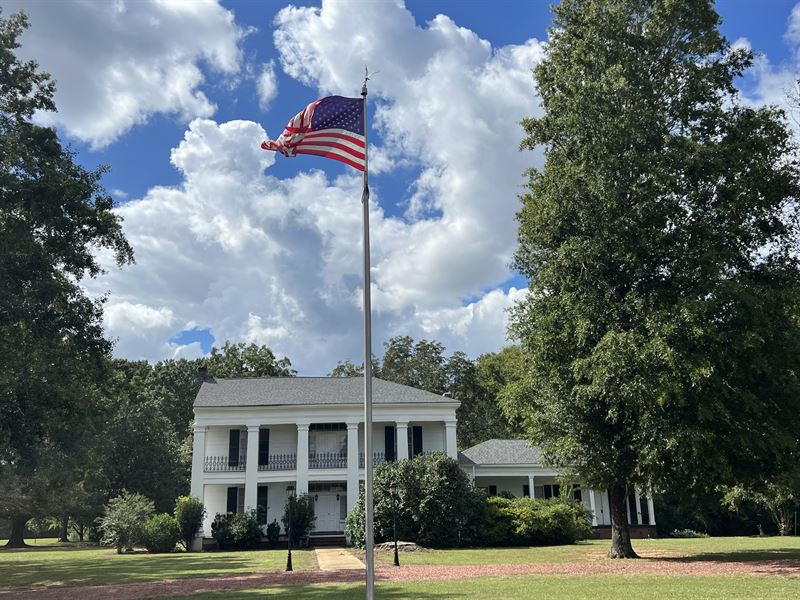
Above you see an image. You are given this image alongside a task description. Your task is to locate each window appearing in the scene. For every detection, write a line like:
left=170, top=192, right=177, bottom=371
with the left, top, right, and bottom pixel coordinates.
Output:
left=339, top=494, right=348, bottom=520
left=573, top=485, right=582, bottom=502
left=228, top=429, right=240, bottom=467
left=488, top=485, right=497, bottom=496
left=408, top=425, right=423, bottom=457
left=523, top=484, right=530, bottom=498
left=543, top=484, right=561, bottom=499
left=257, top=486, right=269, bottom=525
left=258, top=428, right=270, bottom=466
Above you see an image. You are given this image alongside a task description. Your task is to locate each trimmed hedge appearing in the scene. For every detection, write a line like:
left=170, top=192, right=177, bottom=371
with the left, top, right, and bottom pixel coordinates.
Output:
left=211, top=510, right=261, bottom=550
left=483, top=496, right=592, bottom=546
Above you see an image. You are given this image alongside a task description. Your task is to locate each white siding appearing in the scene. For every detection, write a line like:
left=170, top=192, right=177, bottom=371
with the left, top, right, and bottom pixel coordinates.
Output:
left=420, top=422, right=445, bottom=453
left=264, top=425, right=296, bottom=455
left=205, top=427, right=238, bottom=457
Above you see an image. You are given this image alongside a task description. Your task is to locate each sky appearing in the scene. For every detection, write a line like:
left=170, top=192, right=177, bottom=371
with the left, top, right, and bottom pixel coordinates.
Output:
left=7, top=0, right=800, bottom=375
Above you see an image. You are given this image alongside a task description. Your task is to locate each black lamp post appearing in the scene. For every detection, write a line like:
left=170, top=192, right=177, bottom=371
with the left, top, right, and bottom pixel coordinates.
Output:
left=389, top=481, right=399, bottom=567
left=286, top=485, right=295, bottom=572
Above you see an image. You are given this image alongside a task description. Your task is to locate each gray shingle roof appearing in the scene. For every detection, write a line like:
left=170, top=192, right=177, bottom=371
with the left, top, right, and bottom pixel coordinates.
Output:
left=194, top=377, right=458, bottom=408
left=458, top=439, right=542, bottom=466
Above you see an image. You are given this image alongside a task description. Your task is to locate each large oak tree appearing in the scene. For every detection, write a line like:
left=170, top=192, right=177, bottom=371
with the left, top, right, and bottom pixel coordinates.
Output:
left=505, top=0, right=800, bottom=558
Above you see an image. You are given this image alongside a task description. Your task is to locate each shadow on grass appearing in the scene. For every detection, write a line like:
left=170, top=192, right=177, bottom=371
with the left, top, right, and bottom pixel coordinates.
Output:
left=190, top=584, right=465, bottom=600
left=653, top=548, right=800, bottom=563
left=0, top=554, right=261, bottom=589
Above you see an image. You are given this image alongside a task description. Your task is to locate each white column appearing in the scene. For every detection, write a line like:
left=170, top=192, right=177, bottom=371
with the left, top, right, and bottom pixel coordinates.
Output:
left=190, top=425, right=206, bottom=500
left=626, top=488, right=632, bottom=525
left=346, top=422, right=360, bottom=513
left=647, top=491, right=656, bottom=526
left=244, top=425, right=260, bottom=511
left=396, top=421, right=409, bottom=460
left=296, top=424, right=310, bottom=495
left=634, top=489, right=643, bottom=526
left=444, top=421, right=457, bottom=459
left=589, top=489, right=598, bottom=526
left=528, top=475, right=535, bottom=499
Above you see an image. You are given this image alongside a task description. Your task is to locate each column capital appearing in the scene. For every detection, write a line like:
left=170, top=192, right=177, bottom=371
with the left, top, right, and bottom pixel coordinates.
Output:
left=395, top=421, right=408, bottom=428
left=346, top=422, right=360, bottom=430
left=445, top=421, right=457, bottom=429
left=296, top=423, right=310, bottom=432
left=246, top=424, right=261, bottom=432
left=193, top=424, right=207, bottom=434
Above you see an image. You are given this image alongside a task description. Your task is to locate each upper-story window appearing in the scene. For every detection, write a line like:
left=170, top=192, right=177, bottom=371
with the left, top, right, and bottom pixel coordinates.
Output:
left=309, top=423, right=347, bottom=456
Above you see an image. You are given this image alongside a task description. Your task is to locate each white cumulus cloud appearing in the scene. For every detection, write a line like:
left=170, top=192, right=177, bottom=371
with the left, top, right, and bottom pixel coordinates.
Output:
left=8, top=0, right=244, bottom=148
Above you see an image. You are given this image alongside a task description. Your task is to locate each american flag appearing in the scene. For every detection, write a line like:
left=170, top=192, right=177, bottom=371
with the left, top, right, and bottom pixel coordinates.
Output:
left=261, top=96, right=365, bottom=171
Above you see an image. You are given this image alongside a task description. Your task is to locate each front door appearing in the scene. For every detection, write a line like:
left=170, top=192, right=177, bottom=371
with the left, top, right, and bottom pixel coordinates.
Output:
left=313, top=493, right=341, bottom=532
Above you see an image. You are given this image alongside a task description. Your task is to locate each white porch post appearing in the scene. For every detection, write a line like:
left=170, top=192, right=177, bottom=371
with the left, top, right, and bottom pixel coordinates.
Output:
left=589, top=489, right=598, bottom=526
left=444, top=421, right=457, bottom=459
left=634, top=489, right=643, bottom=526
left=626, top=488, right=632, bottom=524
left=296, top=423, right=310, bottom=495
left=244, top=425, right=260, bottom=511
left=190, top=425, right=206, bottom=500
left=346, top=422, right=360, bottom=513
left=528, top=475, right=535, bottom=499
left=647, top=491, right=656, bottom=526
left=396, top=421, right=409, bottom=460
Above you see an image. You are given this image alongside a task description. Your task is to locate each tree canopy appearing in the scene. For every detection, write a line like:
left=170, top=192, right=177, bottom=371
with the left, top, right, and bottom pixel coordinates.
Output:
left=506, top=0, right=800, bottom=558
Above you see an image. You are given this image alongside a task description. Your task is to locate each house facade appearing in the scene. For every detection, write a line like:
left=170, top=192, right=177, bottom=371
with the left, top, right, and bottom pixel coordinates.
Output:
left=190, top=376, right=655, bottom=544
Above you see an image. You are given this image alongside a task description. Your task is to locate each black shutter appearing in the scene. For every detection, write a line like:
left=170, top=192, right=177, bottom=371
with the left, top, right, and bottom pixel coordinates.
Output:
left=544, top=485, right=552, bottom=499
left=258, top=428, right=270, bottom=466
left=228, top=429, right=240, bottom=467
left=523, top=484, right=530, bottom=498
left=488, top=485, right=497, bottom=496
left=385, top=426, right=396, bottom=461
left=226, top=487, right=238, bottom=513
left=553, top=484, right=561, bottom=497
left=257, top=486, right=269, bottom=525
left=412, top=426, right=423, bottom=456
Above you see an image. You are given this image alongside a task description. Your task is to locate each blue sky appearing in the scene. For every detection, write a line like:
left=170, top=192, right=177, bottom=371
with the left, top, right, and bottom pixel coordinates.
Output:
left=9, top=0, right=800, bottom=372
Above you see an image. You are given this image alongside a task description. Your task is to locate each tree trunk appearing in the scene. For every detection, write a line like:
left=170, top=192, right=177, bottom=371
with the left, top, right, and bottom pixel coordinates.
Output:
left=5, top=515, right=29, bottom=548
left=58, top=516, right=69, bottom=543
left=608, top=484, right=638, bottom=558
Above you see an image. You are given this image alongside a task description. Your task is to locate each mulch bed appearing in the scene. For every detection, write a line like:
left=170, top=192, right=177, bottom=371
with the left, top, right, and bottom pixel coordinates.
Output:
left=1, top=558, right=798, bottom=600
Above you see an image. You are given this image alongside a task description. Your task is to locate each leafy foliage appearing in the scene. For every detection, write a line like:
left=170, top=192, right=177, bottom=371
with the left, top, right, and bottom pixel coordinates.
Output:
left=97, top=491, right=154, bottom=553
left=210, top=511, right=262, bottom=550
left=174, top=495, right=205, bottom=551
left=723, top=482, right=799, bottom=536
left=0, top=8, right=132, bottom=547
left=346, top=453, right=485, bottom=549
left=506, top=0, right=800, bottom=557
left=482, top=497, right=592, bottom=546
left=141, top=513, right=181, bottom=553
left=282, top=495, right=316, bottom=547
left=266, top=519, right=281, bottom=546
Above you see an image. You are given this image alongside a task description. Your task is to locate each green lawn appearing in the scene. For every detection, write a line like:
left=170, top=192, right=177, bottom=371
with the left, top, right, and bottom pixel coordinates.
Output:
left=375, top=535, right=800, bottom=566
left=154, top=574, right=800, bottom=600
left=0, top=541, right=315, bottom=589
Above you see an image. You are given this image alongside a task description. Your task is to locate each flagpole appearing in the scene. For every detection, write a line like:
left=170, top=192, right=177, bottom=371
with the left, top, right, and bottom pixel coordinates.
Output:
left=361, top=69, right=375, bottom=600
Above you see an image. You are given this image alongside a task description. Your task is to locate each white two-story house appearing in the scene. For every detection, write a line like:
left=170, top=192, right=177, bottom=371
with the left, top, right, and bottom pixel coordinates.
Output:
left=190, top=376, right=655, bottom=545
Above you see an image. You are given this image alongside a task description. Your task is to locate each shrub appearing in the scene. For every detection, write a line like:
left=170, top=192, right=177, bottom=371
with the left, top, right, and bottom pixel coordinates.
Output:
left=97, top=491, right=155, bottom=553
left=231, top=510, right=262, bottom=549
left=174, top=495, right=205, bottom=551
left=266, top=519, right=281, bottom=546
left=211, top=513, right=235, bottom=550
left=282, top=494, right=316, bottom=547
left=670, top=528, right=709, bottom=538
left=483, top=496, right=592, bottom=546
left=346, top=453, right=486, bottom=549
left=141, top=514, right=181, bottom=553
left=211, top=511, right=262, bottom=550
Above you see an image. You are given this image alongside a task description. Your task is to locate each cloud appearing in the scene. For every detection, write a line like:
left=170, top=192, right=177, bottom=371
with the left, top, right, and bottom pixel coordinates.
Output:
left=85, top=0, right=546, bottom=373
left=8, top=0, right=244, bottom=148
left=256, top=61, right=279, bottom=111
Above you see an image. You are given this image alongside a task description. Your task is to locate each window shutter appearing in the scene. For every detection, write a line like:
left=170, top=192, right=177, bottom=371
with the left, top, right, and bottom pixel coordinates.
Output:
left=523, top=484, right=530, bottom=498
left=384, top=426, right=396, bottom=461
left=258, top=428, right=270, bottom=466
left=488, top=485, right=497, bottom=496
left=226, top=487, right=238, bottom=513
left=257, top=486, right=269, bottom=525
left=228, top=429, right=240, bottom=467
left=412, top=426, right=423, bottom=457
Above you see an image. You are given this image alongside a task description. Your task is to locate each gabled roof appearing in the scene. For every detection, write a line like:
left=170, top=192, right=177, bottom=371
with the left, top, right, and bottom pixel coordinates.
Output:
left=458, top=439, right=542, bottom=466
left=193, top=376, right=458, bottom=408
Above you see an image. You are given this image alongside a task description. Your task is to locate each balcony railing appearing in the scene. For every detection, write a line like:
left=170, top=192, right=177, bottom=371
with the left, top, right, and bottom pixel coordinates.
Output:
left=204, top=454, right=246, bottom=472
left=258, top=454, right=297, bottom=471
left=359, top=451, right=386, bottom=468
left=309, top=452, right=347, bottom=469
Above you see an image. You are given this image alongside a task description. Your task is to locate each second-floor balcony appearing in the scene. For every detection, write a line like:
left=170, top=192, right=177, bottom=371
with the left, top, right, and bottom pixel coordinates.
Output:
left=309, top=451, right=347, bottom=469
left=205, top=453, right=297, bottom=472
left=359, top=451, right=386, bottom=468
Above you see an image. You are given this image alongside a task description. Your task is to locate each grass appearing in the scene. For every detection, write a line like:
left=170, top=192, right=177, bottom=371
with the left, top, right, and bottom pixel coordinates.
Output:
left=0, top=540, right=315, bottom=589
left=375, top=535, right=800, bottom=566
left=152, top=574, right=800, bottom=599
